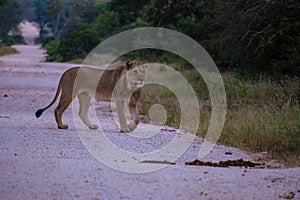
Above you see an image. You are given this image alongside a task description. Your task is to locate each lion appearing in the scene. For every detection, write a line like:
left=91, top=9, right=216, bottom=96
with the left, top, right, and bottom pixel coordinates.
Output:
left=35, top=60, right=147, bottom=132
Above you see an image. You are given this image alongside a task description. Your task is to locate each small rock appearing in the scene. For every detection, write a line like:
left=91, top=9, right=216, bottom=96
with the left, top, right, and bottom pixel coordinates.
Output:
left=3, top=94, right=8, bottom=97
left=279, top=192, right=295, bottom=199
left=200, top=192, right=208, bottom=196
left=0, top=116, right=10, bottom=118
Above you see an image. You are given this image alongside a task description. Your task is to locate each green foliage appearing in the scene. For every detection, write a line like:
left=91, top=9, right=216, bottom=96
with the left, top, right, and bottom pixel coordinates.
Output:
left=96, top=0, right=151, bottom=38
left=0, top=0, right=23, bottom=45
left=34, top=0, right=52, bottom=37
left=44, top=39, right=63, bottom=61
left=97, top=9, right=120, bottom=37
left=37, top=0, right=299, bottom=78
left=34, top=0, right=99, bottom=40
left=60, top=0, right=99, bottom=38
left=35, top=0, right=103, bottom=60
left=215, top=0, right=300, bottom=76
left=108, top=0, right=150, bottom=25
left=45, top=29, right=101, bottom=61
left=67, top=29, right=101, bottom=56
left=144, top=0, right=212, bottom=40
left=0, top=0, right=8, bottom=6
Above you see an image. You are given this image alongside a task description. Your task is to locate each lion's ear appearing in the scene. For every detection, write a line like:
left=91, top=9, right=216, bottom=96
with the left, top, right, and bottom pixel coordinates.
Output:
left=126, top=60, right=138, bottom=70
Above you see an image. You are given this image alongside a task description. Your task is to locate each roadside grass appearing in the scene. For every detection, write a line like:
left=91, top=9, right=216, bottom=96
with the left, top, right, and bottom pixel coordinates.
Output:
left=68, top=58, right=84, bottom=64
left=140, top=69, right=300, bottom=166
left=220, top=105, right=300, bottom=166
left=0, top=45, right=18, bottom=56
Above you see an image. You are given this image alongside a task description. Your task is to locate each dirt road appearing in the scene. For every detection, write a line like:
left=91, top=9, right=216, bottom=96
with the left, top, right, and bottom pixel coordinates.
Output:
left=0, top=29, right=299, bottom=199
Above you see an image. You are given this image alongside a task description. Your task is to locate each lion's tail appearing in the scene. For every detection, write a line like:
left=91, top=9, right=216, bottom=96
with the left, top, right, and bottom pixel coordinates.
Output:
left=35, top=78, right=62, bottom=118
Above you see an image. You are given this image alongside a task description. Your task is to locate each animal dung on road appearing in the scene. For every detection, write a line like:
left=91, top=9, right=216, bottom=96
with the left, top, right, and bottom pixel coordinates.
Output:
left=185, top=159, right=262, bottom=168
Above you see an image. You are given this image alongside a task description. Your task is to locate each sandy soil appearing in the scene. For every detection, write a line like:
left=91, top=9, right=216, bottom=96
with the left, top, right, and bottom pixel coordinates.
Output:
left=0, top=23, right=299, bottom=200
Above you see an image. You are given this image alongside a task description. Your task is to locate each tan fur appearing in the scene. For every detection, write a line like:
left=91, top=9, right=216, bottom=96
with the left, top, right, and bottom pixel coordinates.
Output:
left=36, top=60, right=147, bottom=132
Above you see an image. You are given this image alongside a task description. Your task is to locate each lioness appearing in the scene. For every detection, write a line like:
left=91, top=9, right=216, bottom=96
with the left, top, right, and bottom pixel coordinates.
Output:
left=35, top=60, right=147, bottom=132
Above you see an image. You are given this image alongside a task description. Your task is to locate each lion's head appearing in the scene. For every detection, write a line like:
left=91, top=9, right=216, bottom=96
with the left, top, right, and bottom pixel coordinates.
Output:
left=125, top=60, right=147, bottom=91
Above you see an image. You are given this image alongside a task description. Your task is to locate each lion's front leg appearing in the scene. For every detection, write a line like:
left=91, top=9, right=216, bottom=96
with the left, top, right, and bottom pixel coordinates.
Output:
left=116, top=100, right=130, bottom=132
left=128, top=102, right=140, bottom=131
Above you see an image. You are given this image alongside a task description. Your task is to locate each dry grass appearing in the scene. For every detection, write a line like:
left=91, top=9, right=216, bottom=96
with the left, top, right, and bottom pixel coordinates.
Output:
left=67, top=58, right=84, bottom=64
left=219, top=105, right=300, bottom=166
left=140, top=70, right=300, bottom=166
left=0, top=45, right=18, bottom=56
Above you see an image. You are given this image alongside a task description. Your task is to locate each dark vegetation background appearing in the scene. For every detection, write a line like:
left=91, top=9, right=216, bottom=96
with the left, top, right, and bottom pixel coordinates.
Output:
left=1, top=0, right=299, bottom=76
left=0, top=0, right=299, bottom=165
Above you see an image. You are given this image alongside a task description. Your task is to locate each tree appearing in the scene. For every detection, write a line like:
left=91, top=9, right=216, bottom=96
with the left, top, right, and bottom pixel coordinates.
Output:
left=47, top=0, right=65, bottom=38
left=34, top=0, right=52, bottom=38
left=0, top=0, right=23, bottom=45
left=61, top=0, right=99, bottom=38
left=38, top=0, right=300, bottom=77
left=215, top=0, right=300, bottom=75
left=0, top=0, right=8, bottom=6
left=45, top=29, right=101, bottom=61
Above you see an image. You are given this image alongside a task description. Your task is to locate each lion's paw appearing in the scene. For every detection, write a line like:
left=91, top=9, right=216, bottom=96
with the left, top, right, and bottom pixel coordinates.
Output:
left=120, top=126, right=130, bottom=133
left=58, top=124, right=69, bottom=129
left=128, top=122, right=137, bottom=131
left=88, top=124, right=99, bottom=130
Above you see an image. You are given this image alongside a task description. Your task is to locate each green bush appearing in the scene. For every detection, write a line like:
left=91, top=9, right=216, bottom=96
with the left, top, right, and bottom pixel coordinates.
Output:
left=44, top=29, right=101, bottom=62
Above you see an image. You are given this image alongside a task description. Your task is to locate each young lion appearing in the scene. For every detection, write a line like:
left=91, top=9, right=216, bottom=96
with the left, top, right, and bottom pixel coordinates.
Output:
left=35, top=60, right=147, bottom=132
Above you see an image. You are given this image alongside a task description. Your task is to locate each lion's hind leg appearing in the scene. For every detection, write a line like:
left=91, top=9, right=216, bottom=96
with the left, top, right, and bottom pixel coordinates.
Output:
left=54, top=92, right=73, bottom=129
left=78, top=92, right=99, bottom=130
